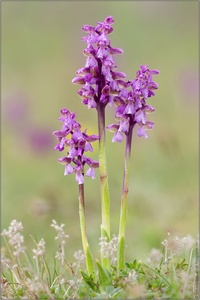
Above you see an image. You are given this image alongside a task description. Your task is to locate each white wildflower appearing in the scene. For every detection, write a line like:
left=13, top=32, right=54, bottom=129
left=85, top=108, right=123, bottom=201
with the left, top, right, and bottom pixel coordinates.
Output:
left=55, top=250, right=64, bottom=261
left=183, top=235, right=196, bottom=251
left=25, top=276, right=48, bottom=294
left=179, top=270, right=194, bottom=298
left=51, top=219, right=69, bottom=245
left=146, top=248, right=163, bottom=265
left=124, top=270, right=137, bottom=284
left=74, top=250, right=85, bottom=266
left=161, top=238, right=168, bottom=249
left=1, top=220, right=26, bottom=256
left=68, top=280, right=76, bottom=287
left=51, top=220, right=69, bottom=265
left=162, top=235, right=191, bottom=256
left=1, top=253, right=12, bottom=270
left=32, top=238, right=46, bottom=259
left=99, top=234, right=119, bottom=265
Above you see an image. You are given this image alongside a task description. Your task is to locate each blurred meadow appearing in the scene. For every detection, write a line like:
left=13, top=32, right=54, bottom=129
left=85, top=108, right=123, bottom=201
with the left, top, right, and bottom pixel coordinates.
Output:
left=1, top=1, right=198, bottom=264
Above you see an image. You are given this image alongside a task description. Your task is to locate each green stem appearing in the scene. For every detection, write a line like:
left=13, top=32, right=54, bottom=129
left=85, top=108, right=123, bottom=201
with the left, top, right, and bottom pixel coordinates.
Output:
left=97, top=103, right=111, bottom=270
left=79, top=183, right=95, bottom=275
left=117, top=126, right=133, bottom=271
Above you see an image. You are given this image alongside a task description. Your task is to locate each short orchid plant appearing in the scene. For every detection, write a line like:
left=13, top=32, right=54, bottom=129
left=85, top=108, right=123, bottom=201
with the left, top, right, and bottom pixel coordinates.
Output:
left=53, top=16, right=159, bottom=275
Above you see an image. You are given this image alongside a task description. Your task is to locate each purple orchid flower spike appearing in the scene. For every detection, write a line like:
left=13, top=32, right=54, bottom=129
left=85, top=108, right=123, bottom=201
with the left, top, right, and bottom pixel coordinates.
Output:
left=53, top=108, right=99, bottom=184
left=107, top=64, right=159, bottom=141
left=72, top=16, right=126, bottom=109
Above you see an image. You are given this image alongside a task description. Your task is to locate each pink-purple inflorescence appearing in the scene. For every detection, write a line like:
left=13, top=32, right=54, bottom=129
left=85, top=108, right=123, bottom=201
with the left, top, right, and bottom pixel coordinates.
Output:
left=72, top=16, right=125, bottom=109
left=107, top=65, right=159, bottom=141
left=72, top=16, right=159, bottom=141
left=52, top=108, right=99, bottom=184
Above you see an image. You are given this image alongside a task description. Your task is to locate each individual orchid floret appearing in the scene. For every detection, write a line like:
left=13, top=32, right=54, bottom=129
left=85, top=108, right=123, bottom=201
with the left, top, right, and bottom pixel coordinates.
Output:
left=53, top=108, right=99, bottom=184
left=72, top=16, right=126, bottom=109
left=107, top=64, right=159, bottom=141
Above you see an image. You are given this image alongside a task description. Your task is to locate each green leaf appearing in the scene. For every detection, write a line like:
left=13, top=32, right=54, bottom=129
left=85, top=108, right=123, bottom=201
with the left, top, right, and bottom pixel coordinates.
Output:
left=100, top=226, right=111, bottom=270
left=86, top=245, right=95, bottom=275
left=117, top=236, right=125, bottom=270
left=110, top=287, right=125, bottom=298
left=101, top=226, right=110, bottom=241
left=81, top=271, right=99, bottom=293
left=96, top=259, right=112, bottom=288
left=142, top=262, right=172, bottom=288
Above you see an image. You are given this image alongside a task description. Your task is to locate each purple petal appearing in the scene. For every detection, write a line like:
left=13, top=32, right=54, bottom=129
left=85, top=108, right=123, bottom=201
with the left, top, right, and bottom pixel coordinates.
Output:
left=135, top=110, right=146, bottom=124
left=52, top=130, right=66, bottom=138
left=110, top=80, right=119, bottom=91
left=54, top=144, right=64, bottom=151
left=97, top=47, right=108, bottom=59
left=112, top=71, right=126, bottom=79
left=85, top=56, right=97, bottom=68
left=64, top=164, right=74, bottom=175
left=84, top=142, right=93, bottom=152
left=124, top=103, right=136, bottom=115
left=87, top=98, right=97, bottom=109
left=104, top=16, right=114, bottom=25
left=143, top=105, right=155, bottom=113
left=58, top=156, right=71, bottom=164
left=101, top=85, right=110, bottom=95
left=137, top=127, right=148, bottom=138
left=82, top=25, right=94, bottom=32
left=60, top=108, right=69, bottom=115
left=86, top=167, right=95, bottom=179
left=119, top=88, right=128, bottom=98
left=84, top=157, right=99, bottom=168
left=82, top=133, right=99, bottom=142
left=150, top=69, right=160, bottom=75
left=115, top=105, right=125, bottom=118
left=119, top=119, right=129, bottom=133
left=146, top=121, right=154, bottom=129
left=140, top=65, right=148, bottom=72
left=109, top=46, right=123, bottom=55
left=72, top=76, right=85, bottom=84
left=106, top=124, right=119, bottom=132
left=76, top=67, right=90, bottom=75
left=68, top=146, right=77, bottom=158
left=76, top=172, right=84, bottom=184
left=112, top=131, right=124, bottom=142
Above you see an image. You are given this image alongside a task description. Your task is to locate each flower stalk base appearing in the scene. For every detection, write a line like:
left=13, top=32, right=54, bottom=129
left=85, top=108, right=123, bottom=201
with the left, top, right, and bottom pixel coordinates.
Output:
left=79, top=184, right=95, bottom=275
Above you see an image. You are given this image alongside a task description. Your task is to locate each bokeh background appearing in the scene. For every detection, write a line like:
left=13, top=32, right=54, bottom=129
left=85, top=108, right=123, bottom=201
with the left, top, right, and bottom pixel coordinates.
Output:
left=2, top=1, right=198, bottom=263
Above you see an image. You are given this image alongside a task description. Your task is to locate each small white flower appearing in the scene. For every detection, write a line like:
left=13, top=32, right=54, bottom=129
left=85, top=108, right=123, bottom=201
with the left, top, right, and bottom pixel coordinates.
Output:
left=183, top=235, right=196, bottom=251
left=124, top=270, right=137, bottom=284
left=1, top=220, right=26, bottom=256
left=51, top=219, right=69, bottom=245
left=74, top=250, right=85, bottom=265
left=99, top=234, right=119, bottom=265
left=147, top=248, right=163, bottom=265
left=32, top=238, right=46, bottom=259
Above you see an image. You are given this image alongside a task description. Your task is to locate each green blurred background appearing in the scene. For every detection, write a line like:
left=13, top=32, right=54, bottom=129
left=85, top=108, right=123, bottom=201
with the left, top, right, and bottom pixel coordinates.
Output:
left=2, top=1, right=198, bottom=263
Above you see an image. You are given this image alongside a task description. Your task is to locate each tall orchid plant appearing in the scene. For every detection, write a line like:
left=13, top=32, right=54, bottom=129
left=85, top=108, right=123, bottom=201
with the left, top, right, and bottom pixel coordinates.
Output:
left=53, top=16, right=159, bottom=276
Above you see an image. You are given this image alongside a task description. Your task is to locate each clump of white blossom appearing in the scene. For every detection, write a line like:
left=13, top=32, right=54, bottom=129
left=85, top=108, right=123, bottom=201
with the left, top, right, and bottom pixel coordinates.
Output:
left=99, top=234, right=119, bottom=265
left=1, top=219, right=26, bottom=257
left=32, top=238, right=46, bottom=259
left=161, top=233, right=196, bottom=263
left=51, top=219, right=69, bottom=265
left=146, top=248, right=163, bottom=266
